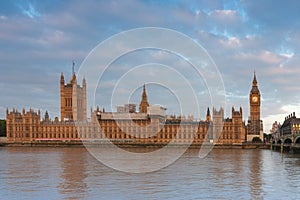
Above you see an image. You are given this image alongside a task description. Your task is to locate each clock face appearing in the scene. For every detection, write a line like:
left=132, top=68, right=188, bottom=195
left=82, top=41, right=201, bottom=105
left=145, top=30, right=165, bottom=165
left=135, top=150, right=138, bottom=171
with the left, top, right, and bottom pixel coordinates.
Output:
left=252, top=96, right=258, bottom=102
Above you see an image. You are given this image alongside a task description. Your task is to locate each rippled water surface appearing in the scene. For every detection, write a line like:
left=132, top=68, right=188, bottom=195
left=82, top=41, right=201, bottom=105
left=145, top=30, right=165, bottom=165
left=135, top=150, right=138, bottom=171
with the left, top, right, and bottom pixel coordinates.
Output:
left=1, top=147, right=300, bottom=199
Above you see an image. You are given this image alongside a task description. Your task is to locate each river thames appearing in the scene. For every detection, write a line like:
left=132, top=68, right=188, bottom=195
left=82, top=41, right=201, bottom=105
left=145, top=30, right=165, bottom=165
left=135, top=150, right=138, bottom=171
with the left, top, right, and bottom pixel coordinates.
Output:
left=0, top=147, right=300, bottom=199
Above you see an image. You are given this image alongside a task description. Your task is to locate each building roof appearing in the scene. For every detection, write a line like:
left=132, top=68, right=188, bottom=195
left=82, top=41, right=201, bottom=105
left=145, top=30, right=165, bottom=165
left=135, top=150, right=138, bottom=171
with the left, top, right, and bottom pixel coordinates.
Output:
left=281, top=112, right=300, bottom=129
left=98, top=112, right=148, bottom=120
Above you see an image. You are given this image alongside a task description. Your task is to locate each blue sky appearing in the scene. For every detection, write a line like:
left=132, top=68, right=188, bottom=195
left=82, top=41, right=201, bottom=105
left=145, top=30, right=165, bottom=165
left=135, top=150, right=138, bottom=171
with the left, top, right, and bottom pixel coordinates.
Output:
left=1, top=0, right=300, bottom=133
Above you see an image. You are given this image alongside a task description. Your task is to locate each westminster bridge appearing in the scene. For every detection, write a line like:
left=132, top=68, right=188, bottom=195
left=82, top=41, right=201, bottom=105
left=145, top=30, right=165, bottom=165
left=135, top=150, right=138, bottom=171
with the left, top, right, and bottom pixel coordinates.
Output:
left=271, top=133, right=300, bottom=153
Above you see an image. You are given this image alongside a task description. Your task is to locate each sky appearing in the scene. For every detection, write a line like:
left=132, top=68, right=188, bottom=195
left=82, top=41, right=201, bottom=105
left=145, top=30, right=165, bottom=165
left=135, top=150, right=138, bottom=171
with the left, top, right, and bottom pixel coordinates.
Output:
left=1, top=0, right=300, bottom=133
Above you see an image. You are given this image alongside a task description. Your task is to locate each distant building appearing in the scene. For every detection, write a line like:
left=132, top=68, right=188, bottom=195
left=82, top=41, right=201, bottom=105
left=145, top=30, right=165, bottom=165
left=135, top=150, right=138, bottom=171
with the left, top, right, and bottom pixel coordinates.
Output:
left=270, top=113, right=300, bottom=145
left=6, top=68, right=260, bottom=145
left=117, top=104, right=137, bottom=113
left=270, top=121, right=281, bottom=143
left=280, top=113, right=300, bottom=137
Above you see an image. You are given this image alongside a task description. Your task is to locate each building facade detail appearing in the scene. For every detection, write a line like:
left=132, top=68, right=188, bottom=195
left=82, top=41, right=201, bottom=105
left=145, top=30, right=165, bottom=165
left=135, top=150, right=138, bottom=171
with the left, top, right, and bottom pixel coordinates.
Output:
left=270, top=121, right=281, bottom=143
left=6, top=70, right=261, bottom=145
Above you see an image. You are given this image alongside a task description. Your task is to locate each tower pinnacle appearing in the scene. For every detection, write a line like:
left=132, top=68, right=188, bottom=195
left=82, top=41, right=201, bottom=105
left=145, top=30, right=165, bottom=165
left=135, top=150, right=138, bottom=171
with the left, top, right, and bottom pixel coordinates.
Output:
left=60, top=73, right=64, bottom=85
left=139, top=84, right=149, bottom=113
left=70, top=61, right=76, bottom=84
left=72, top=60, right=75, bottom=75
left=206, top=107, right=211, bottom=122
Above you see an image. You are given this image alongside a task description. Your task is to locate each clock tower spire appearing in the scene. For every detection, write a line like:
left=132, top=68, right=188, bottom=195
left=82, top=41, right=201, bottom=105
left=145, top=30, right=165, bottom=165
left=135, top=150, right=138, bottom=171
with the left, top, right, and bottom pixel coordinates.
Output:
left=250, top=71, right=260, bottom=120
left=247, top=71, right=263, bottom=142
left=252, top=71, right=257, bottom=86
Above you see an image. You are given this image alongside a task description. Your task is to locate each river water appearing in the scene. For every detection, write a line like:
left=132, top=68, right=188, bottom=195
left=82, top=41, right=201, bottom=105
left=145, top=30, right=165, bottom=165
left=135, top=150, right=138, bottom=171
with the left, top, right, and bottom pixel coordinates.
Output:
left=0, top=147, right=300, bottom=199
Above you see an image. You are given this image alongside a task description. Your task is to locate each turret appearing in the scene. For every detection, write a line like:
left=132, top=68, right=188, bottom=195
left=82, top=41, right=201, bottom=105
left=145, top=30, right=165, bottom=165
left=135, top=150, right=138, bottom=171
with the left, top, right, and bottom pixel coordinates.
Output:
left=82, top=77, right=86, bottom=88
left=44, top=110, right=50, bottom=121
left=213, top=107, right=224, bottom=120
left=232, top=106, right=243, bottom=118
left=206, top=107, right=211, bottom=122
left=60, top=73, right=65, bottom=85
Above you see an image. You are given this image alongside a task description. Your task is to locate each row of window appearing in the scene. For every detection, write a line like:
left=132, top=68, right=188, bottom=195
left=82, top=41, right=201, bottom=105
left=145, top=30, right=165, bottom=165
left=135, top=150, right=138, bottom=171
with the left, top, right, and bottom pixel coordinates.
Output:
left=9, top=131, right=243, bottom=140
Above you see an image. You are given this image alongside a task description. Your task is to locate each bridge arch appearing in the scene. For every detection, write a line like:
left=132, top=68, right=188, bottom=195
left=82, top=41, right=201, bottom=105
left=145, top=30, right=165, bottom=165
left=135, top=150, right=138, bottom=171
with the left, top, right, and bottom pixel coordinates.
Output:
left=284, top=138, right=292, bottom=144
left=277, top=140, right=282, bottom=144
left=295, top=137, right=300, bottom=144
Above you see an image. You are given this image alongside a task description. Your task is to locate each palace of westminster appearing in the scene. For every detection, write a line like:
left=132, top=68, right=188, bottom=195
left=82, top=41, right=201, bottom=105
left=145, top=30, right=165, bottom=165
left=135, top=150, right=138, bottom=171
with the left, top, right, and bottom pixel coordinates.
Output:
left=6, top=69, right=264, bottom=145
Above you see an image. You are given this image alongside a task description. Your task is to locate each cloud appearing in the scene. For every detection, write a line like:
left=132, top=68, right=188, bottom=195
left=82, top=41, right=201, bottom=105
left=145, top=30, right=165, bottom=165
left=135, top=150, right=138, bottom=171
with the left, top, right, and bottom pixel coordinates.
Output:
left=237, top=51, right=283, bottom=64
left=209, top=9, right=239, bottom=22
left=220, top=36, right=241, bottom=48
left=0, top=15, right=7, bottom=20
left=19, top=3, right=41, bottom=18
left=242, top=0, right=300, bottom=29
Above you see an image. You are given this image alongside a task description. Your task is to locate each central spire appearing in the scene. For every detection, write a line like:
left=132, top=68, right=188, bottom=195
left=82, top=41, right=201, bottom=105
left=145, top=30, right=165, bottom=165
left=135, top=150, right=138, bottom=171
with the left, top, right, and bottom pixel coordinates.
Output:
left=139, top=84, right=149, bottom=113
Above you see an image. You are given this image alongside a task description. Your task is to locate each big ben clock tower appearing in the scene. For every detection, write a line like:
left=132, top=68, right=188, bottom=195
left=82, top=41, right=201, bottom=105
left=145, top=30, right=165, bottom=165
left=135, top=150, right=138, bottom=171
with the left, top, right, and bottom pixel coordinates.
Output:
left=247, top=72, right=263, bottom=142
left=250, top=72, right=260, bottom=121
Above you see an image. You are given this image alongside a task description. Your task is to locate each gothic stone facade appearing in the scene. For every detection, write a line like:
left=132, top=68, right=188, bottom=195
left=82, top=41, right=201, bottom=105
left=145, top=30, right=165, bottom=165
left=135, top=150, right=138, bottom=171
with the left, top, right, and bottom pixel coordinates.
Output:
left=6, top=107, right=246, bottom=145
left=6, top=71, right=251, bottom=145
left=60, top=72, right=87, bottom=122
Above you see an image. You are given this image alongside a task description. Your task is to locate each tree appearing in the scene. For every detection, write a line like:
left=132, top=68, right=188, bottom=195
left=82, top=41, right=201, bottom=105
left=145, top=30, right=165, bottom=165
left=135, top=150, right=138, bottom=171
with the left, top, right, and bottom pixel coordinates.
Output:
left=263, top=133, right=272, bottom=143
left=0, top=119, right=6, bottom=137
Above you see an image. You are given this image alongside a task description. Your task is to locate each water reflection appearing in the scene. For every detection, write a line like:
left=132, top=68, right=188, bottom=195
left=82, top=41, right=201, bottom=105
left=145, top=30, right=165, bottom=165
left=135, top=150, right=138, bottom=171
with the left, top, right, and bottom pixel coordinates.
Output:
left=1, top=147, right=300, bottom=199
left=58, top=148, right=88, bottom=200
left=1, top=147, right=62, bottom=199
left=248, top=150, right=263, bottom=199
